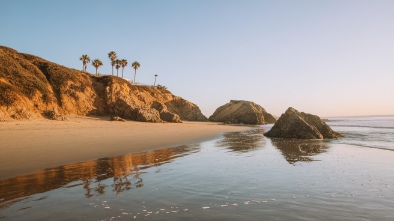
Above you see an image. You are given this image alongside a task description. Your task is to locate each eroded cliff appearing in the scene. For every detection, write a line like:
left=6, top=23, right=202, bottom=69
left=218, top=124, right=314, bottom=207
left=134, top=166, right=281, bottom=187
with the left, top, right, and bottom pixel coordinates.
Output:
left=0, top=46, right=207, bottom=122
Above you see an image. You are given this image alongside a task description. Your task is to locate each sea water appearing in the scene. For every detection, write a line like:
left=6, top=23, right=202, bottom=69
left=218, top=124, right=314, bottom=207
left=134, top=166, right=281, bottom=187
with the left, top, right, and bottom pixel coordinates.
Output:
left=328, top=115, right=394, bottom=151
left=0, top=116, right=393, bottom=220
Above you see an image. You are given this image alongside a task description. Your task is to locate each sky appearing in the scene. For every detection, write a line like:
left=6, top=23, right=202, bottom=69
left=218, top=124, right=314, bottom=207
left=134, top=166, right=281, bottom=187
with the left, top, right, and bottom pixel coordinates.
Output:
left=1, top=0, right=394, bottom=117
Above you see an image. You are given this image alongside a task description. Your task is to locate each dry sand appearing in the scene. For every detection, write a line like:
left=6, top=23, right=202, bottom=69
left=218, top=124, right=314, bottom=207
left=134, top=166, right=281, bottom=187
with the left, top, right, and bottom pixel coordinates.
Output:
left=0, top=116, right=250, bottom=179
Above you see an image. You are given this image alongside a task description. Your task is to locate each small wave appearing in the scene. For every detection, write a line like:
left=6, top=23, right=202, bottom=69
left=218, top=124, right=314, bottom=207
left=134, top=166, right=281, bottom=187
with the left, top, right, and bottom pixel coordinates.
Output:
left=337, top=142, right=394, bottom=152
left=329, top=125, right=394, bottom=130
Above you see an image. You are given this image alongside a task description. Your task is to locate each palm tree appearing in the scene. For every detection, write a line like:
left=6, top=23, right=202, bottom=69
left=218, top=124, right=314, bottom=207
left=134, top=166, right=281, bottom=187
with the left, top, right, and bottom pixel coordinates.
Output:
left=120, top=59, right=128, bottom=78
left=131, top=61, right=140, bottom=83
left=154, top=74, right=158, bottom=86
left=91, top=59, right=103, bottom=76
left=79, top=54, right=90, bottom=72
left=108, top=51, right=117, bottom=75
left=115, top=59, right=121, bottom=77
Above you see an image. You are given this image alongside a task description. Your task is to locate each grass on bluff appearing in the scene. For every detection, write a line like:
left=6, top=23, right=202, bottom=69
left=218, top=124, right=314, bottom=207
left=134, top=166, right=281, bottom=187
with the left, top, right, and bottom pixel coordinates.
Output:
left=22, top=53, right=90, bottom=94
left=0, top=48, right=50, bottom=99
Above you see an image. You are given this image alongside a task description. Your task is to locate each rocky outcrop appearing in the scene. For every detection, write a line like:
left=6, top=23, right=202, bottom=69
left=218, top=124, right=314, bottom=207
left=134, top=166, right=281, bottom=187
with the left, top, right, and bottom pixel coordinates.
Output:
left=149, top=101, right=181, bottom=123
left=43, top=109, right=68, bottom=121
left=166, top=98, right=208, bottom=121
left=264, top=107, right=343, bottom=139
left=0, top=46, right=207, bottom=123
left=209, top=100, right=276, bottom=125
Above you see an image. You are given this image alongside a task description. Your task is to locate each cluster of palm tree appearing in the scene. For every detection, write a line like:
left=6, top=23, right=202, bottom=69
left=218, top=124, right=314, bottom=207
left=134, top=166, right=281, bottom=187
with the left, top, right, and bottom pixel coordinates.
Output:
left=79, top=52, right=142, bottom=83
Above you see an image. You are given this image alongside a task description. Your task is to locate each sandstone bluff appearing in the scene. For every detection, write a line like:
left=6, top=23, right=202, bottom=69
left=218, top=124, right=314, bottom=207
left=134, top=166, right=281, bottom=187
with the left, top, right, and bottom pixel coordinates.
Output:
left=209, top=100, right=276, bottom=125
left=264, top=107, right=343, bottom=139
left=0, top=46, right=207, bottom=122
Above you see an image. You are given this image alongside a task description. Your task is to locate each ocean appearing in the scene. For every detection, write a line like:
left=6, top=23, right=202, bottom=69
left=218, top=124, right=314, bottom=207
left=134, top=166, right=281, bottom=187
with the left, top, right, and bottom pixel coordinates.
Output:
left=0, top=116, right=393, bottom=220
left=327, top=115, right=394, bottom=151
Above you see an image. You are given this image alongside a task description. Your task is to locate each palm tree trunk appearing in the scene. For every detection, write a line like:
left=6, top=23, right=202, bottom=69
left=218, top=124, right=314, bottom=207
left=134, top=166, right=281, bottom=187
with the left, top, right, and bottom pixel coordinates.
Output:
left=133, top=69, right=136, bottom=83
left=154, top=77, right=157, bottom=86
left=96, top=68, right=98, bottom=75
left=112, top=65, right=114, bottom=75
left=117, top=69, right=119, bottom=77
left=122, top=68, right=124, bottom=78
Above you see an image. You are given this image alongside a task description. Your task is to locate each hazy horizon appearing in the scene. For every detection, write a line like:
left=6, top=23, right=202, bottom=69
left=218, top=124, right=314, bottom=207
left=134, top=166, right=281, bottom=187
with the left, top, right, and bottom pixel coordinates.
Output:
left=2, top=0, right=393, bottom=117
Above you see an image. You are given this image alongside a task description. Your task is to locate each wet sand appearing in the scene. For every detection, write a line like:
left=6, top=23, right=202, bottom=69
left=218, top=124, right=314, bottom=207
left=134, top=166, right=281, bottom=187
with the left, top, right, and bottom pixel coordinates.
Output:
left=1, top=129, right=393, bottom=220
left=0, top=116, right=250, bottom=179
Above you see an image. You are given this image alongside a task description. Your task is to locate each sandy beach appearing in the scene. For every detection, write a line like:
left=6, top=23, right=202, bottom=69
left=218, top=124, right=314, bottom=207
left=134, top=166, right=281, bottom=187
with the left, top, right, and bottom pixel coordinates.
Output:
left=0, top=116, right=250, bottom=179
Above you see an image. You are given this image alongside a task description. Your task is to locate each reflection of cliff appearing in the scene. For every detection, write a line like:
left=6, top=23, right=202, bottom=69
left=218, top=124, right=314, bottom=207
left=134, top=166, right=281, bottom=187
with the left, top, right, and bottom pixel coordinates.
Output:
left=0, top=145, right=199, bottom=209
left=270, top=138, right=329, bottom=164
left=217, top=129, right=266, bottom=152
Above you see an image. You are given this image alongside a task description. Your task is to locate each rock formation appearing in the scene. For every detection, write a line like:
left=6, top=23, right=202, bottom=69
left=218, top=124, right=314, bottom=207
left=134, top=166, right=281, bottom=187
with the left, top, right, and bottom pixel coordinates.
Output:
left=209, top=100, right=276, bottom=125
left=166, top=98, right=208, bottom=121
left=264, top=107, right=343, bottom=139
left=0, top=46, right=207, bottom=122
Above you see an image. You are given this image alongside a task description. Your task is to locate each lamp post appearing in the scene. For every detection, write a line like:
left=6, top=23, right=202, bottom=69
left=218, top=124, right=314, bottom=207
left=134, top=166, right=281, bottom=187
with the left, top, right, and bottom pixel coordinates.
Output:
left=154, top=74, right=158, bottom=86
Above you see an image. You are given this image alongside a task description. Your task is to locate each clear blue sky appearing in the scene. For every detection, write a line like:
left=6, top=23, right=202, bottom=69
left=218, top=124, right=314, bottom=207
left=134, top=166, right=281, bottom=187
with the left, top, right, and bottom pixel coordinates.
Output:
left=1, top=0, right=394, bottom=117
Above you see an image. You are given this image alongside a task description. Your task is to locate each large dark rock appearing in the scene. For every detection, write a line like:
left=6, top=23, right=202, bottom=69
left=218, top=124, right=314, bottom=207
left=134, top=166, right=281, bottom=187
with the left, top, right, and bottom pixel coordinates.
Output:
left=209, top=100, right=276, bottom=125
left=264, top=107, right=343, bottom=139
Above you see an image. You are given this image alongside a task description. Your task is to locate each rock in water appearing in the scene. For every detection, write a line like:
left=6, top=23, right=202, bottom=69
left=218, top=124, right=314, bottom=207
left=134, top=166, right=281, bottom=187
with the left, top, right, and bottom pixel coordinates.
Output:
left=264, top=107, right=343, bottom=139
left=209, top=100, right=276, bottom=125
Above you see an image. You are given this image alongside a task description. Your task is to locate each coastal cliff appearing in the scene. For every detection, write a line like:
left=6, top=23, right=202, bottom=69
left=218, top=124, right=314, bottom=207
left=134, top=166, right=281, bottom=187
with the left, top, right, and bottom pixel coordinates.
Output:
left=0, top=46, right=207, bottom=122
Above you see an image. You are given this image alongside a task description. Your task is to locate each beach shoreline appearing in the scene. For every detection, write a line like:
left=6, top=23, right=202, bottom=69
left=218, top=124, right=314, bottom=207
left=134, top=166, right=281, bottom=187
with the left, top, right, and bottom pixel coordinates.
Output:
left=0, top=116, right=251, bottom=179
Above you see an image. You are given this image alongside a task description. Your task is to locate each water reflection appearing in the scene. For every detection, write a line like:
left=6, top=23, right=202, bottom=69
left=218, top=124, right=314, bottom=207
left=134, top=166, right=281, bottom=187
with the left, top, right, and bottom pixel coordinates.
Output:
left=270, top=138, right=330, bottom=164
left=0, top=145, right=199, bottom=209
left=217, top=128, right=266, bottom=152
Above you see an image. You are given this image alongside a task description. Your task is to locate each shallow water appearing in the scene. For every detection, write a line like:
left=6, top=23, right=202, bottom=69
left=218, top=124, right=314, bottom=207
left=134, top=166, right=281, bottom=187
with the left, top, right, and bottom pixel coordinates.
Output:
left=1, top=126, right=394, bottom=220
left=327, top=116, right=394, bottom=151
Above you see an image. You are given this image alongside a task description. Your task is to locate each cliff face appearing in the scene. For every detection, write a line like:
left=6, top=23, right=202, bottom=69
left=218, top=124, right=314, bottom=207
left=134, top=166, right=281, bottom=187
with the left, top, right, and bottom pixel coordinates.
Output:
left=209, top=100, right=276, bottom=125
left=0, top=46, right=207, bottom=122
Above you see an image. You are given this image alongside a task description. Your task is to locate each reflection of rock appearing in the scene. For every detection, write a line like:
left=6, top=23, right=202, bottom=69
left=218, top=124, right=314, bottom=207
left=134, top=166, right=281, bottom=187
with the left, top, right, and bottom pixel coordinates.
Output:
left=271, top=138, right=329, bottom=164
left=209, top=100, right=276, bottom=125
left=264, top=107, right=343, bottom=139
left=217, top=129, right=266, bottom=152
left=0, top=145, right=200, bottom=208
